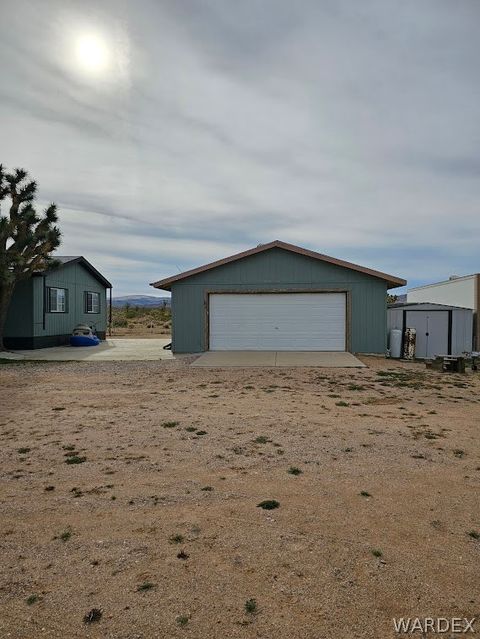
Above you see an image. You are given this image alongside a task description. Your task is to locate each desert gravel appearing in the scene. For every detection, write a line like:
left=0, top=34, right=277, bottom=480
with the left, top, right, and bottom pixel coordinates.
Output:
left=0, top=356, right=479, bottom=638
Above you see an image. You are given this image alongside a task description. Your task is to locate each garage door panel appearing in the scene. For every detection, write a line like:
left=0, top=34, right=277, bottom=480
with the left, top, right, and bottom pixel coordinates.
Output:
left=209, top=293, right=346, bottom=351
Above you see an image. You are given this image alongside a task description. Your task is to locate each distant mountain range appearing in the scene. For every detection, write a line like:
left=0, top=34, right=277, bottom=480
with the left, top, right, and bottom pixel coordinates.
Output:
left=112, top=295, right=171, bottom=308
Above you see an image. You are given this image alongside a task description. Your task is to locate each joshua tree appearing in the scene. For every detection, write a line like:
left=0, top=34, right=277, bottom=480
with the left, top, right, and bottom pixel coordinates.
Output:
left=0, top=165, right=61, bottom=350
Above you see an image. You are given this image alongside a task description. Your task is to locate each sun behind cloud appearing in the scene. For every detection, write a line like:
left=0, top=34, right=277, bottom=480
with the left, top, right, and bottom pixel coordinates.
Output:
left=74, top=33, right=110, bottom=74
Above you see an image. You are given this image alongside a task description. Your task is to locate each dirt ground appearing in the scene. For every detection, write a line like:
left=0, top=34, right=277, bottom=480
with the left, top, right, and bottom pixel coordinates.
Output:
left=0, top=356, right=479, bottom=638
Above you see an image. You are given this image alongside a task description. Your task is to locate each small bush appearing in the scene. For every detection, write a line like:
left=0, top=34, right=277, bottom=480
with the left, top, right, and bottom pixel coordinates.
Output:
left=348, top=384, right=365, bottom=391
left=287, top=467, right=302, bottom=476
left=335, top=401, right=349, bottom=407
left=83, top=608, right=103, bottom=624
left=177, top=615, right=189, bottom=626
left=244, top=598, right=257, bottom=614
left=18, top=447, right=30, bottom=454
left=360, top=491, right=371, bottom=497
left=169, top=534, right=184, bottom=544
left=59, top=530, right=72, bottom=542
left=26, top=594, right=39, bottom=605
left=467, top=530, right=480, bottom=540
left=162, top=421, right=179, bottom=428
left=371, top=548, right=382, bottom=558
left=257, top=500, right=280, bottom=510
left=137, top=581, right=155, bottom=592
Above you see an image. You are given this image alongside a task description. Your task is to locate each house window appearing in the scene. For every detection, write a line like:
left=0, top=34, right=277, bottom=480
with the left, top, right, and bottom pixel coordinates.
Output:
left=85, top=291, right=100, bottom=314
left=47, top=287, right=68, bottom=313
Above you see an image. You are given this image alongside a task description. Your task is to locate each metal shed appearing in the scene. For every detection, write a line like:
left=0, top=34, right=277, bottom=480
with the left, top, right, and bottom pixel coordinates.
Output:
left=151, top=240, right=406, bottom=354
left=387, top=302, right=473, bottom=358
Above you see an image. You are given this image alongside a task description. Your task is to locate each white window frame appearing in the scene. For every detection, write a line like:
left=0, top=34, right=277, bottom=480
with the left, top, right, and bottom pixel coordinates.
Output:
left=47, top=287, right=68, bottom=313
left=85, top=291, right=100, bottom=314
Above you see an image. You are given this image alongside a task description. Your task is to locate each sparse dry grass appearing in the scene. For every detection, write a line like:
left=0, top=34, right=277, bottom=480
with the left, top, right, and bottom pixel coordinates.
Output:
left=110, top=305, right=171, bottom=337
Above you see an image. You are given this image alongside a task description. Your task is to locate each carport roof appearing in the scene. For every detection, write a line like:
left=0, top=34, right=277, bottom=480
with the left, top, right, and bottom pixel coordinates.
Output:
left=151, top=240, right=406, bottom=290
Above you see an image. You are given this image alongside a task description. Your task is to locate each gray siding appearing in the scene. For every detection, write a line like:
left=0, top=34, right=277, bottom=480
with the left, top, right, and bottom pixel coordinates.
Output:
left=451, top=309, right=474, bottom=354
left=171, top=247, right=388, bottom=353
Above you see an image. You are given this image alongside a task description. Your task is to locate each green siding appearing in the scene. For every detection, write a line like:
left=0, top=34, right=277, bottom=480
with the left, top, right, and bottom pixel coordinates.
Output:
left=33, top=262, right=107, bottom=338
left=4, top=279, right=34, bottom=337
left=4, top=261, right=107, bottom=347
left=170, top=247, right=388, bottom=354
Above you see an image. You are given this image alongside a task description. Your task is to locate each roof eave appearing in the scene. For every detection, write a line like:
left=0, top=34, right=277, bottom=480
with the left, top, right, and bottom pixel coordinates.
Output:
left=150, top=281, right=172, bottom=291
left=387, top=278, right=407, bottom=289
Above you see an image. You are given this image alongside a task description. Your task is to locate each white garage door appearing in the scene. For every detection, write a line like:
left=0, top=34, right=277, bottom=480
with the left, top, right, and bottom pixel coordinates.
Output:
left=209, top=293, right=346, bottom=351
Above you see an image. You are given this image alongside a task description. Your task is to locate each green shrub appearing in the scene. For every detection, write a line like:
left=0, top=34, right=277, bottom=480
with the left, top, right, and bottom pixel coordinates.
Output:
left=244, top=598, right=257, bottom=614
left=287, top=467, right=302, bottom=476
left=257, top=500, right=280, bottom=510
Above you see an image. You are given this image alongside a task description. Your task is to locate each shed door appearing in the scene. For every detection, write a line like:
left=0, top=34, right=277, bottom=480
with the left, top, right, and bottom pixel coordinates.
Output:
left=209, top=293, right=346, bottom=351
left=405, top=311, right=449, bottom=358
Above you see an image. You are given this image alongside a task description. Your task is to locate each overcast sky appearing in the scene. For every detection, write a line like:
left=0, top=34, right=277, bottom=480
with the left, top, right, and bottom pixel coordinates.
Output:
left=1, top=0, right=479, bottom=295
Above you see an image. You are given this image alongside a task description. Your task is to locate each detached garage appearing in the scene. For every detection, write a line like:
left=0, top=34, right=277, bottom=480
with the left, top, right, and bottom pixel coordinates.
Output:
left=151, top=240, right=406, bottom=354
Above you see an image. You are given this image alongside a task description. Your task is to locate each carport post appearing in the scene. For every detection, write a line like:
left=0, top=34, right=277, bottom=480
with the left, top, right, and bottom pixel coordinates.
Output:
left=108, top=286, right=112, bottom=337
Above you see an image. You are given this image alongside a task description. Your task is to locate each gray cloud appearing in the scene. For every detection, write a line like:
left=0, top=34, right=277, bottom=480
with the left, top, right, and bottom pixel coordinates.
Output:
left=1, top=0, right=479, bottom=294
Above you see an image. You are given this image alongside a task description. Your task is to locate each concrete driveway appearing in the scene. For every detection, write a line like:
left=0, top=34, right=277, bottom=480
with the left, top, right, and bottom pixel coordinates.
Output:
left=4, top=338, right=173, bottom=362
left=191, top=351, right=366, bottom=367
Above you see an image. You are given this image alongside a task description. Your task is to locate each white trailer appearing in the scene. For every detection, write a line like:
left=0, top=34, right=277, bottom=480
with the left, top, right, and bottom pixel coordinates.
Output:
left=407, top=274, right=479, bottom=349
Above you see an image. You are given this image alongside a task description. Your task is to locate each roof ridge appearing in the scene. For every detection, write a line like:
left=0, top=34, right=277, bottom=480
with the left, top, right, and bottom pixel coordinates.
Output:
left=151, top=240, right=406, bottom=290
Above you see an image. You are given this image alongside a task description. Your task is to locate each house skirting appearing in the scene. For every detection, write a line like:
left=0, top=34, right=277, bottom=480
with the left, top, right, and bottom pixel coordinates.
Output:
left=4, top=332, right=106, bottom=350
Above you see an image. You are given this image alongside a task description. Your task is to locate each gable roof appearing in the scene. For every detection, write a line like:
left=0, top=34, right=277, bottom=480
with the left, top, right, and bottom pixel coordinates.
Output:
left=35, top=256, right=112, bottom=288
left=151, top=240, right=406, bottom=290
